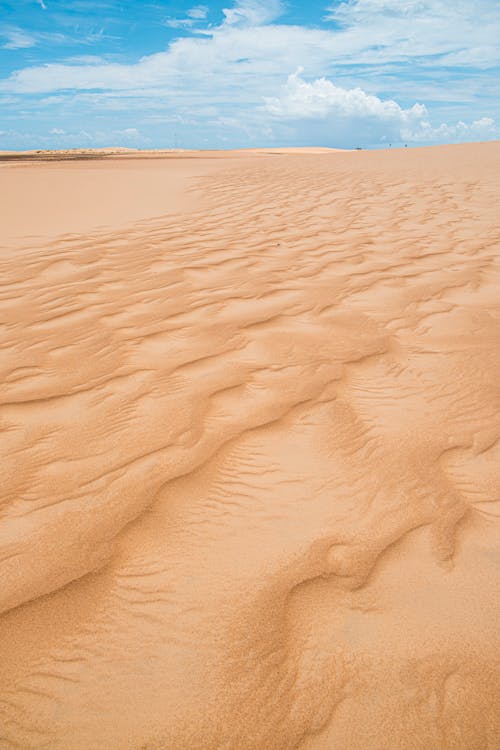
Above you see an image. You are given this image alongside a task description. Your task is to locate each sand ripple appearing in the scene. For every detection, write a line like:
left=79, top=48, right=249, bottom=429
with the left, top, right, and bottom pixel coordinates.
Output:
left=0, top=143, right=499, bottom=749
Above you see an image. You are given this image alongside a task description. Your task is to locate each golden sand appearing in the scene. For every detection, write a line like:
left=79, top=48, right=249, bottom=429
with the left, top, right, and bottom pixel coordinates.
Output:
left=0, top=143, right=499, bottom=749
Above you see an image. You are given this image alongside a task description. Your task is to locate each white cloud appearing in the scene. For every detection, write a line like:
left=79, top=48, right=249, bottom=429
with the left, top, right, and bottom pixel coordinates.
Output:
left=222, top=0, right=284, bottom=27
left=166, top=5, right=209, bottom=29
left=167, top=0, right=283, bottom=29
left=324, top=0, right=500, bottom=67
left=401, top=115, right=499, bottom=143
left=0, top=25, right=334, bottom=95
left=265, top=70, right=499, bottom=146
left=265, top=69, right=427, bottom=123
left=1, top=27, right=77, bottom=52
left=1, top=29, right=36, bottom=50
left=187, top=6, right=209, bottom=20
left=327, top=0, right=497, bottom=27
left=36, top=0, right=47, bottom=9
left=63, top=55, right=107, bottom=65
left=328, top=0, right=445, bottom=23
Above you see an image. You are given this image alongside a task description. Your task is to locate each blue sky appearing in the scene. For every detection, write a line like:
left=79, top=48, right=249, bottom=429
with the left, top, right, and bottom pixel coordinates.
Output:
left=1, top=0, right=499, bottom=150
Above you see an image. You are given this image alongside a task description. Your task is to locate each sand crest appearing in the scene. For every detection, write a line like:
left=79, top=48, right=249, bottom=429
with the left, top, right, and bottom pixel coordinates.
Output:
left=0, top=143, right=499, bottom=749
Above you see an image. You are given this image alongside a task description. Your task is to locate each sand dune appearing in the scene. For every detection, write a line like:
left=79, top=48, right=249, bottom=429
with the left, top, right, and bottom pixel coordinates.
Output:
left=0, top=143, right=499, bottom=749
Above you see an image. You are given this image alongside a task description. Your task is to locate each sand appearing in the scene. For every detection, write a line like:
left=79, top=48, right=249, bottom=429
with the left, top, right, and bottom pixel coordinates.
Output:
left=0, top=142, right=499, bottom=749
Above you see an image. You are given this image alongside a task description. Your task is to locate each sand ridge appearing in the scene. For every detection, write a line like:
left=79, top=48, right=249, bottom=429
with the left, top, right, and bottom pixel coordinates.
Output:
left=0, top=142, right=499, bottom=749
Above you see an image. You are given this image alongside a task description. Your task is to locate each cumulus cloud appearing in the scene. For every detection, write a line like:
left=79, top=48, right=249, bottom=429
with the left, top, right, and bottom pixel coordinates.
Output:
left=265, top=71, right=499, bottom=146
left=265, top=70, right=427, bottom=123
left=401, top=116, right=499, bottom=142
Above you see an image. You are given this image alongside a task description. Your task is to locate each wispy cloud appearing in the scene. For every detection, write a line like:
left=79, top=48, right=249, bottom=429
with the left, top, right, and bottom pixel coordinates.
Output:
left=222, top=0, right=285, bottom=27
left=1, top=28, right=37, bottom=50
left=187, top=6, right=209, bottom=20
left=0, top=27, right=75, bottom=53
left=166, top=5, right=209, bottom=29
left=324, top=0, right=500, bottom=67
left=63, top=55, right=107, bottom=65
left=36, top=0, right=47, bottom=9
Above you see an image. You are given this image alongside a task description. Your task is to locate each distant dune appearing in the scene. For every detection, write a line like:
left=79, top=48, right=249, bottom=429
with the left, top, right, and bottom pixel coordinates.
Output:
left=0, top=145, right=345, bottom=158
left=0, top=142, right=499, bottom=749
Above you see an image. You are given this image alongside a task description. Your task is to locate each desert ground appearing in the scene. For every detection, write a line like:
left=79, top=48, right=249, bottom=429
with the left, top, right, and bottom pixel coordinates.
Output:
left=0, top=142, right=499, bottom=749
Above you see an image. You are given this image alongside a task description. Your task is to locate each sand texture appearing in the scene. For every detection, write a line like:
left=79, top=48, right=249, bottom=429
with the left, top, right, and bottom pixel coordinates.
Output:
left=0, top=143, right=499, bottom=749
